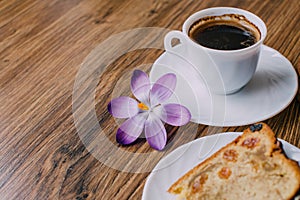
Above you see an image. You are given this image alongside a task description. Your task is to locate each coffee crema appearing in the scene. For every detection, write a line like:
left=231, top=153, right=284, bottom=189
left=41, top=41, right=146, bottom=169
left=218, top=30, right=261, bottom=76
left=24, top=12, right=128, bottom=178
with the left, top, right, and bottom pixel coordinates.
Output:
left=188, top=14, right=261, bottom=50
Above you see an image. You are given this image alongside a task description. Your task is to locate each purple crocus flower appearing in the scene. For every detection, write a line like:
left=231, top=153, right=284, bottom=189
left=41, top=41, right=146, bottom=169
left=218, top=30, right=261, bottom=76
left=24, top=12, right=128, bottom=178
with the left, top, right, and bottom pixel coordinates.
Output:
left=108, top=70, right=191, bottom=150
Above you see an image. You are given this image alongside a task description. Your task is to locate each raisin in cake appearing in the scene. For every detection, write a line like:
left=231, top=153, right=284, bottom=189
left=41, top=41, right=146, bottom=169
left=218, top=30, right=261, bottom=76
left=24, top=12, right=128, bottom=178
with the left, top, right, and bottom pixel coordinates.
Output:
left=168, top=123, right=300, bottom=200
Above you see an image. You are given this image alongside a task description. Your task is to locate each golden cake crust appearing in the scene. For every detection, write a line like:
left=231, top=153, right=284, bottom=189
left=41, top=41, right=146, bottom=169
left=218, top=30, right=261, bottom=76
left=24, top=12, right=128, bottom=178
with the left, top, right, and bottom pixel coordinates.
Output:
left=168, top=123, right=300, bottom=200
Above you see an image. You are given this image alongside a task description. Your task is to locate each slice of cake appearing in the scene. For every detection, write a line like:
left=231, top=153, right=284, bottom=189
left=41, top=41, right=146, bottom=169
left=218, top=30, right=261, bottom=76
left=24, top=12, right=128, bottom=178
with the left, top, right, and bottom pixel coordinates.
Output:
left=168, top=123, right=300, bottom=200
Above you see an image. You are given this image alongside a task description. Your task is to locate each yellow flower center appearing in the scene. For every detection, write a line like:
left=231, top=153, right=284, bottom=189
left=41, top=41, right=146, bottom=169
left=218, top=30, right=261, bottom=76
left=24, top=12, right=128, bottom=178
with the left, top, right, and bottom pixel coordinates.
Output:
left=138, top=102, right=149, bottom=111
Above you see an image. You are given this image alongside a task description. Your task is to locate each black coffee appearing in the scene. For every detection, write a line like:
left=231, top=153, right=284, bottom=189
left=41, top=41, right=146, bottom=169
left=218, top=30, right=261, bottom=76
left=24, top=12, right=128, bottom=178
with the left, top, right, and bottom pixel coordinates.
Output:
left=189, top=15, right=260, bottom=50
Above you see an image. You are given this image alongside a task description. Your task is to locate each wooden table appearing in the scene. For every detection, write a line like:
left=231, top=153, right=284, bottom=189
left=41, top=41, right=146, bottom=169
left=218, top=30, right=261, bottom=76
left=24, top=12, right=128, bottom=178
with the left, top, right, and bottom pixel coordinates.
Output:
left=1, top=0, right=299, bottom=199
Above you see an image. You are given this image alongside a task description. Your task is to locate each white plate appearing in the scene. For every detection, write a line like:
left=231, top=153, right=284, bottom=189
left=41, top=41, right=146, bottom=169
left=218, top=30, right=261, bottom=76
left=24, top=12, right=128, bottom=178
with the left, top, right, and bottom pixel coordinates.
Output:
left=142, top=132, right=300, bottom=200
left=150, top=45, right=298, bottom=126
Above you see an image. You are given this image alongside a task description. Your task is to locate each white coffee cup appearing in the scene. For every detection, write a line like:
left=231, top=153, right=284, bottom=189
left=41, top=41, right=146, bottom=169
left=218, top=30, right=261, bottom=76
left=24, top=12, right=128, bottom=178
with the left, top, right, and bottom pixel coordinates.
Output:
left=164, top=7, right=267, bottom=94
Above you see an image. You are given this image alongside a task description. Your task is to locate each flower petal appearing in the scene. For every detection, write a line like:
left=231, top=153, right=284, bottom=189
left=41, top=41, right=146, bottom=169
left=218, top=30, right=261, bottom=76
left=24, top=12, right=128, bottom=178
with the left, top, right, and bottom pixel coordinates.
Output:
left=108, top=96, right=139, bottom=118
left=150, top=73, right=176, bottom=106
left=116, top=113, right=147, bottom=145
left=131, top=70, right=151, bottom=103
left=144, top=114, right=167, bottom=150
left=154, top=104, right=191, bottom=126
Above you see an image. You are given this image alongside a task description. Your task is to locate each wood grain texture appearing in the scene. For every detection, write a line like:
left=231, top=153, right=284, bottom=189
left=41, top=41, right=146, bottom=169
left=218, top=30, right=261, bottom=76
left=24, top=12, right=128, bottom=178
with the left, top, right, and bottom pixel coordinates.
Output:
left=0, top=0, right=299, bottom=199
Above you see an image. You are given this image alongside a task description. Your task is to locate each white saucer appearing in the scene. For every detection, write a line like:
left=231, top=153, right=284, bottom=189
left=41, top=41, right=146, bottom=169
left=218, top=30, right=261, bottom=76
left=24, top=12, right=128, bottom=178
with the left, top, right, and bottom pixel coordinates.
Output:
left=150, top=45, right=298, bottom=126
left=142, top=132, right=300, bottom=200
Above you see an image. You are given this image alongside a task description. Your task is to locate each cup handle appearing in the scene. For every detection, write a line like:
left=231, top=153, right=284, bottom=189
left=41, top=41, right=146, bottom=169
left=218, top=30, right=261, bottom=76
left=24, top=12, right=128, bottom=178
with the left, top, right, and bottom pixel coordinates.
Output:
left=164, top=30, right=187, bottom=53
